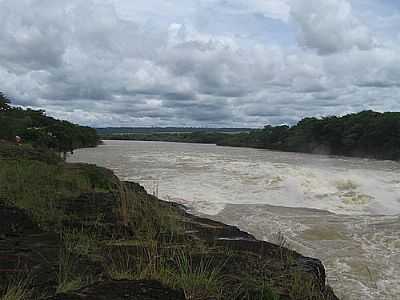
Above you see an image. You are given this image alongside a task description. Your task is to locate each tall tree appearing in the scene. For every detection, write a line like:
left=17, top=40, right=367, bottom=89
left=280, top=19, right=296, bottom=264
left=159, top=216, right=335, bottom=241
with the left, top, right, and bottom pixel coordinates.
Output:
left=0, top=92, right=11, bottom=111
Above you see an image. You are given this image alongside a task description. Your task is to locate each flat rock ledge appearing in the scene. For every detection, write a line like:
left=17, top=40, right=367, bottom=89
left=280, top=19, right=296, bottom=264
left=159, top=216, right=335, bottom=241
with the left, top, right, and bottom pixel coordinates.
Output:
left=46, top=280, right=185, bottom=300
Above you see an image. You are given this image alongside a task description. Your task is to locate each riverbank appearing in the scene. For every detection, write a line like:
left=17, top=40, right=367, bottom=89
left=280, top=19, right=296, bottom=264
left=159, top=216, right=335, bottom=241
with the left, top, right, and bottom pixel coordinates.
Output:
left=0, top=141, right=338, bottom=299
left=100, top=110, right=400, bottom=161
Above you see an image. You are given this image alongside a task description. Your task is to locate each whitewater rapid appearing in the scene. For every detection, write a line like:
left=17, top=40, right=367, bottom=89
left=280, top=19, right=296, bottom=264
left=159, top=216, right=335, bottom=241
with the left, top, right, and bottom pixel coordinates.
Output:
left=69, top=140, right=400, bottom=299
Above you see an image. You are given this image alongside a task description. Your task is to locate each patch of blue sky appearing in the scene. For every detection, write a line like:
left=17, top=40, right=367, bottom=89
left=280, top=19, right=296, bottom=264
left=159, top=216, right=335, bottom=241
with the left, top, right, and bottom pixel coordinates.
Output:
left=193, top=10, right=296, bottom=47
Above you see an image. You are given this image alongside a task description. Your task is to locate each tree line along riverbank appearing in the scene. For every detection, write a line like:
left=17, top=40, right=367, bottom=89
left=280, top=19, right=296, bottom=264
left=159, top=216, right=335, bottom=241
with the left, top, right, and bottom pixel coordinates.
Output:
left=0, top=92, right=99, bottom=155
left=101, top=110, right=400, bottom=161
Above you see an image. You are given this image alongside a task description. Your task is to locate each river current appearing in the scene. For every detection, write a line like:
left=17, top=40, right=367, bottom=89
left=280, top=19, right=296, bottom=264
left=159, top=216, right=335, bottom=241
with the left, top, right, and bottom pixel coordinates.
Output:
left=68, top=140, right=400, bottom=299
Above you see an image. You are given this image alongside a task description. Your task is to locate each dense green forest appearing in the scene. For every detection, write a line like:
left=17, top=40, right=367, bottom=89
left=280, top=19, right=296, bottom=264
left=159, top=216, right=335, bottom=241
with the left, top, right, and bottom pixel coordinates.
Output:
left=102, top=131, right=230, bottom=144
left=0, top=92, right=100, bottom=153
left=103, top=111, right=400, bottom=161
left=97, top=127, right=251, bottom=135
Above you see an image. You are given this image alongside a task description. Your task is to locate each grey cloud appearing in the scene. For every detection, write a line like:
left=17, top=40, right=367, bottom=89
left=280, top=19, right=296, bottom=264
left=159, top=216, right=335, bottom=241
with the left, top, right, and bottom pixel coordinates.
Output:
left=174, top=103, right=232, bottom=122
left=0, top=0, right=399, bottom=127
left=356, top=81, right=400, bottom=88
left=290, top=0, right=374, bottom=55
left=164, top=92, right=197, bottom=101
left=0, top=0, right=68, bottom=70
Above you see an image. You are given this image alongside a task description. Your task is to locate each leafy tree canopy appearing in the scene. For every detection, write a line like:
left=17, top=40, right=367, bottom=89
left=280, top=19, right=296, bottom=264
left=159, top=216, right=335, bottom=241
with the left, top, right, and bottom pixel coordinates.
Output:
left=0, top=92, right=11, bottom=111
left=0, top=93, right=100, bottom=152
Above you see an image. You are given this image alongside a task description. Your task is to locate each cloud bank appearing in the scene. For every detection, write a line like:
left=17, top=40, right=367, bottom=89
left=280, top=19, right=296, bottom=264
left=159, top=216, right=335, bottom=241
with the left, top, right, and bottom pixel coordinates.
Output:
left=0, top=0, right=400, bottom=127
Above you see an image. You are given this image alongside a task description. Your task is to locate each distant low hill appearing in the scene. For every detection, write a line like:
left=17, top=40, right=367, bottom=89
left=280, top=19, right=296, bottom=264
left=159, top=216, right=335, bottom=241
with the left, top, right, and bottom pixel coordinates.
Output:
left=96, top=127, right=252, bottom=135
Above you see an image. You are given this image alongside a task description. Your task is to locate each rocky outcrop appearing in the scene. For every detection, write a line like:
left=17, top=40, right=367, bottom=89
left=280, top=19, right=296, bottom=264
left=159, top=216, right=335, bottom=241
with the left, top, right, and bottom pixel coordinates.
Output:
left=0, top=205, right=41, bottom=236
left=0, top=205, right=60, bottom=296
left=47, top=280, right=186, bottom=300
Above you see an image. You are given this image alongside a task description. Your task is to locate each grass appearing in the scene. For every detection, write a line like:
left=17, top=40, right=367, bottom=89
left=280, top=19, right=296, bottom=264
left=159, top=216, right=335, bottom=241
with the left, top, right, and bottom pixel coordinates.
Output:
left=271, top=230, right=296, bottom=268
left=271, top=230, right=288, bottom=263
left=126, top=189, right=185, bottom=243
left=0, top=155, right=118, bottom=230
left=104, top=245, right=153, bottom=280
left=271, top=231, right=288, bottom=249
left=256, top=284, right=280, bottom=300
left=105, top=246, right=137, bottom=280
left=288, top=272, right=322, bottom=300
left=56, top=248, right=88, bottom=294
left=226, top=259, right=280, bottom=300
left=233, top=277, right=280, bottom=300
left=105, top=242, right=172, bottom=282
left=170, top=250, right=224, bottom=300
left=103, top=185, right=227, bottom=299
left=0, top=275, right=32, bottom=300
left=105, top=244, right=226, bottom=300
left=61, top=227, right=100, bottom=257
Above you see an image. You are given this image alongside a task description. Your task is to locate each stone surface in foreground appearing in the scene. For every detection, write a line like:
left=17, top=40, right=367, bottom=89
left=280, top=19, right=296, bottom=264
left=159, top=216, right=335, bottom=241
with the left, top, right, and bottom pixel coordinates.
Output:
left=47, top=280, right=186, bottom=300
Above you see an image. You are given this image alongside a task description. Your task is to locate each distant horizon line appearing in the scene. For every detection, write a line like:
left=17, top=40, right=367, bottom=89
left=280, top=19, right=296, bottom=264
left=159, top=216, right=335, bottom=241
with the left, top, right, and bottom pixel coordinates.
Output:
left=96, top=126, right=256, bottom=129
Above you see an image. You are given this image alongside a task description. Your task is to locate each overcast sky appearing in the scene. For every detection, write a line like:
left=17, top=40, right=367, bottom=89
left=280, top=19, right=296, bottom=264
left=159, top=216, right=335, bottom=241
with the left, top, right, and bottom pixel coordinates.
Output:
left=1, top=0, right=400, bottom=127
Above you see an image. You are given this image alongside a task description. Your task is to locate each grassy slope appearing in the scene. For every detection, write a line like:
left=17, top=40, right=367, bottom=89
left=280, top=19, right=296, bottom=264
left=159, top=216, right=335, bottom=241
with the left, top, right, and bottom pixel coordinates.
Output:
left=0, top=142, right=338, bottom=300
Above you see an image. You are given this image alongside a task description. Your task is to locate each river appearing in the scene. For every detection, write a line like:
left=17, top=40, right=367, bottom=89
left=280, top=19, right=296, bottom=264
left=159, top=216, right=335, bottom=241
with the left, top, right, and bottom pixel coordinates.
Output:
left=68, top=140, right=400, bottom=299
